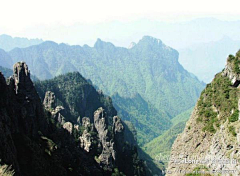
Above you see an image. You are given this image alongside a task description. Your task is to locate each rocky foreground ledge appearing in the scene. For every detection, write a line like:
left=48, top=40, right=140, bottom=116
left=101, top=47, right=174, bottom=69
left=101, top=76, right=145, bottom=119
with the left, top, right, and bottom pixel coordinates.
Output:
left=167, top=51, right=240, bottom=176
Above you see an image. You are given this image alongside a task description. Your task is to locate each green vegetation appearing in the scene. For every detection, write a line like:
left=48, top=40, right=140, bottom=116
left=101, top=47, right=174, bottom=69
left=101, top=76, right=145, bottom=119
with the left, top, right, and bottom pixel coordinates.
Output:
left=134, top=108, right=193, bottom=172
left=0, top=163, right=14, bottom=176
left=2, top=36, right=206, bottom=175
left=112, top=168, right=125, bottom=176
left=143, top=121, right=187, bottom=166
left=35, top=72, right=117, bottom=124
left=171, top=107, right=193, bottom=125
left=112, top=93, right=171, bottom=145
left=34, top=72, right=146, bottom=176
left=196, top=51, right=240, bottom=133
left=228, top=126, right=237, bottom=136
left=197, top=73, right=239, bottom=133
left=228, top=54, right=240, bottom=74
left=41, top=136, right=57, bottom=156
left=229, top=110, right=239, bottom=122
left=185, top=166, right=210, bottom=176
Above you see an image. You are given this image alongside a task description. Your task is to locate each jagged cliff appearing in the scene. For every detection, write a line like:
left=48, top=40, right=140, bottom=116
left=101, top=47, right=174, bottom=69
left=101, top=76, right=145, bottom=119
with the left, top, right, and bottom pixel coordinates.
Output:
left=0, top=62, right=145, bottom=176
left=167, top=51, right=240, bottom=175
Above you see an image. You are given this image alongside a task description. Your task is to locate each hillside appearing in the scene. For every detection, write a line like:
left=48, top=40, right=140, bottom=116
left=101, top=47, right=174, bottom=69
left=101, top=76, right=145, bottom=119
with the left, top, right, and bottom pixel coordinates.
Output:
left=112, top=93, right=171, bottom=145
left=142, top=108, right=193, bottom=169
left=0, top=62, right=147, bottom=176
left=167, top=50, right=240, bottom=175
left=144, top=121, right=187, bottom=165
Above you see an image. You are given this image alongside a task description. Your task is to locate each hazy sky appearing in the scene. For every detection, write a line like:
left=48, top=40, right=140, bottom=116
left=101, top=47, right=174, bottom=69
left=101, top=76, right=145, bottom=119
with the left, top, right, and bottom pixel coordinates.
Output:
left=1, top=0, right=240, bottom=30
left=1, top=0, right=240, bottom=48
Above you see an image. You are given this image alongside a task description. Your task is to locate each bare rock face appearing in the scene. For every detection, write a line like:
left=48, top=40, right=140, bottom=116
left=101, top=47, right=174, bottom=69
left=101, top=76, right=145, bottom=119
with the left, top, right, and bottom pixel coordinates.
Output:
left=98, top=140, right=115, bottom=167
left=79, top=117, right=92, bottom=152
left=43, top=91, right=56, bottom=111
left=52, top=106, right=65, bottom=124
left=80, top=130, right=92, bottom=152
left=94, top=107, right=108, bottom=143
left=167, top=108, right=240, bottom=176
left=82, top=117, right=91, bottom=128
left=94, top=107, right=115, bottom=169
left=63, top=122, right=73, bottom=134
left=222, top=55, right=240, bottom=87
left=13, top=61, right=33, bottom=95
left=112, top=116, right=124, bottom=151
left=113, top=116, right=124, bottom=134
left=43, top=91, right=66, bottom=124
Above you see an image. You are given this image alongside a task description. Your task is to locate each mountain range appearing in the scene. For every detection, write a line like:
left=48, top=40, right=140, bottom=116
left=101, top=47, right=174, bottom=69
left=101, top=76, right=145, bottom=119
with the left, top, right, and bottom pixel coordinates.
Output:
left=0, top=34, right=43, bottom=51
left=6, top=18, right=240, bottom=50
left=0, top=36, right=205, bottom=147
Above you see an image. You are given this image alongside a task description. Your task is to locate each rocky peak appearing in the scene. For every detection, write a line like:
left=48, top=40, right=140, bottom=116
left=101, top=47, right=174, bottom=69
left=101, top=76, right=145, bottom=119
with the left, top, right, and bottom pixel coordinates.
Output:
left=43, top=90, right=66, bottom=124
left=12, top=61, right=33, bottom=95
left=139, top=36, right=163, bottom=46
left=43, top=91, right=56, bottom=110
left=94, top=107, right=108, bottom=142
left=80, top=117, right=92, bottom=152
left=94, top=107, right=116, bottom=169
left=113, top=116, right=124, bottom=134
left=82, top=117, right=91, bottom=128
left=94, top=38, right=115, bottom=51
left=128, top=42, right=136, bottom=49
left=222, top=52, right=240, bottom=87
left=80, top=130, right=92, bottom=152
left=63, top=122, right=73, bottom=134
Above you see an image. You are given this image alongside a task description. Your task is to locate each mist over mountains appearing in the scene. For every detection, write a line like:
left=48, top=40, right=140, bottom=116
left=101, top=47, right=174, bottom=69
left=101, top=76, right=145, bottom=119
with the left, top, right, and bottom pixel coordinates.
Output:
left=179, top=36, right=240, bottom=83
left=0, top=34, right=43, bottom=51
left=4, top=18, right=240, bottom=49
left=2, top=18, right=240, bottom=84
